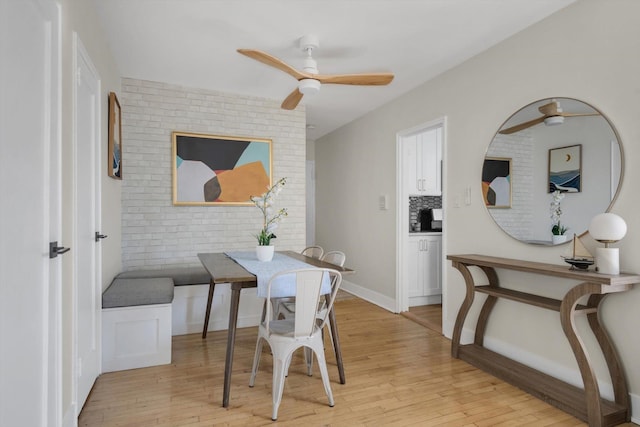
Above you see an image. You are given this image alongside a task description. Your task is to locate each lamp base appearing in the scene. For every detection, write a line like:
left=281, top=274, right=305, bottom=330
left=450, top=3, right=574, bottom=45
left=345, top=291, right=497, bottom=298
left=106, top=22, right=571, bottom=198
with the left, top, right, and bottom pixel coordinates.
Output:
left=595, top=247, right=619, bottom=275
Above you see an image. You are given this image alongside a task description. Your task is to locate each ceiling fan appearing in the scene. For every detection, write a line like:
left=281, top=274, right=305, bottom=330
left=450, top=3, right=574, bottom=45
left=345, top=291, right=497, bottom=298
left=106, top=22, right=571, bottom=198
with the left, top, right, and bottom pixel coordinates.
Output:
left=237, top=34, right=394, bottom=110
left=499, top=99, right=599, bottom=134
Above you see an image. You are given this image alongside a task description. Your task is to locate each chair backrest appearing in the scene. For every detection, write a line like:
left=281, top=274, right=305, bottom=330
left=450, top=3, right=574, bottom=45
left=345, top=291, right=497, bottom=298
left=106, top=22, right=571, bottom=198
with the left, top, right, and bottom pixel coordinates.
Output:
left=321, top=251, right=346, bottom=267
left=301, top=245, right=324, bottom=259
left=265, top=268, right=342, bottom=338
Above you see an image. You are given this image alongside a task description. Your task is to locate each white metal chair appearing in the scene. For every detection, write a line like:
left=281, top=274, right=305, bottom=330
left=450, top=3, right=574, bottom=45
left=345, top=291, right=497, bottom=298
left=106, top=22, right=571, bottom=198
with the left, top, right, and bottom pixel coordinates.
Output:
left=320, top=250, right=346, bottom=267
left=301, top=245, right=324, bottom=259
left=249, top=268, right=342, bottom=421
left=270, top=245, right=326, bottom=321
left=278, top=251, right=346, bottom=319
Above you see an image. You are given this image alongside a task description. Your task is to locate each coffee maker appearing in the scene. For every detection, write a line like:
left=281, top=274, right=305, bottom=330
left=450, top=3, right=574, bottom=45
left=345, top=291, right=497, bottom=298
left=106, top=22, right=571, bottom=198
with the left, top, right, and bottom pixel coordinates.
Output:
left=419, top=208, right=443, bottom=232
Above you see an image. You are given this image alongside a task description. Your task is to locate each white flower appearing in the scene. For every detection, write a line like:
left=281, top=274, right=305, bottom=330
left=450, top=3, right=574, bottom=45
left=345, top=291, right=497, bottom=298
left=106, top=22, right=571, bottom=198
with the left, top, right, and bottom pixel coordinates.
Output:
left=252, top=177, right=288, bottom=246
left=549, top=190, right=568, bottom=235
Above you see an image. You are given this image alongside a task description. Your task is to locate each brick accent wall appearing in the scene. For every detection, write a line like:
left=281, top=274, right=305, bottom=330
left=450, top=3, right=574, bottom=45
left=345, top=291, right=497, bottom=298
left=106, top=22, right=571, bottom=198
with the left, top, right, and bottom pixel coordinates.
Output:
left=120, top=78, right=306, bottom=270
left=486, top=130, right=534, bottom=241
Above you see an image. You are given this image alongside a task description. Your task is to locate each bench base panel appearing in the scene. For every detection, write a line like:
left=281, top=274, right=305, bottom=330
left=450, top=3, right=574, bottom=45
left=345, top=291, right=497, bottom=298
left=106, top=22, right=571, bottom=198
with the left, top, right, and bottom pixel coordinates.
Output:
left=102, top=304, right=172, bottom=372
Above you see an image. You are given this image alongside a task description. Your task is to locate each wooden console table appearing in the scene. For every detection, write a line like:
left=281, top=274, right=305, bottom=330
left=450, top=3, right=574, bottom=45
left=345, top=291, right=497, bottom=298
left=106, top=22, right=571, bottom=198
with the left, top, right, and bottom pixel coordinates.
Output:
left=447, top=254, right=639, bottom=427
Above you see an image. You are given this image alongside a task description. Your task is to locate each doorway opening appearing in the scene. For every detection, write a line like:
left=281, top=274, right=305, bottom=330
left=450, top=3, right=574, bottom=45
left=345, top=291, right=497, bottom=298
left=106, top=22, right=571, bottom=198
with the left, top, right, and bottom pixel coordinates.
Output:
left=396, top=118, right=447, bottom=331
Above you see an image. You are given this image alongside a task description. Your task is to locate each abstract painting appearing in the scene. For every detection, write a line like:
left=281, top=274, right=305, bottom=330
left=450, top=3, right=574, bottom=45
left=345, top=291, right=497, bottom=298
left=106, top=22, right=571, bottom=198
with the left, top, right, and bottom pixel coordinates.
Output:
left=172, top=132, right=272, bottom=205
left=549, top=144, right=581, bottom=193
left=482, top=157, right=511, bottom=208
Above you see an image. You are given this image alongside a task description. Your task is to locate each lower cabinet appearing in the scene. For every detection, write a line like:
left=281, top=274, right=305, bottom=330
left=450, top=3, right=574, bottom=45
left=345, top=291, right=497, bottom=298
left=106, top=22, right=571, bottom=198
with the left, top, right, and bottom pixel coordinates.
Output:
left=407, top=235, right=442, bottom=306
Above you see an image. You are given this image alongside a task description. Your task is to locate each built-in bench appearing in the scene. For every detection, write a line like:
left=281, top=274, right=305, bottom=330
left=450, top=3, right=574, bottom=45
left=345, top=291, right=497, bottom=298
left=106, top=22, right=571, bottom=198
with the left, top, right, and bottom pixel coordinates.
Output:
left=102, top=277, right=175, bottom=372
left=115, top=266, right=211, bottom=286
left=102, top=265, right=264, bottom=372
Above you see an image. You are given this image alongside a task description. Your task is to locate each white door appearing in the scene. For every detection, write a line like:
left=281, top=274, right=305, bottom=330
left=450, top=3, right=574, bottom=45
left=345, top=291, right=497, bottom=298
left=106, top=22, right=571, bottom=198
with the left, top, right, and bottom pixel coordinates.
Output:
left=73, top=35, right=102, bottom=412
left=0, top=0, right=62, bottom=426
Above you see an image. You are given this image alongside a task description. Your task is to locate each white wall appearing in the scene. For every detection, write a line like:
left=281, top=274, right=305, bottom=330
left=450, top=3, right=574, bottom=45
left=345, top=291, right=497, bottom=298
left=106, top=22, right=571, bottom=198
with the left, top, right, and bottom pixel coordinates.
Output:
left=316, top=0, right=640, bottom=416
left=120, top=79, right=307, bottom=269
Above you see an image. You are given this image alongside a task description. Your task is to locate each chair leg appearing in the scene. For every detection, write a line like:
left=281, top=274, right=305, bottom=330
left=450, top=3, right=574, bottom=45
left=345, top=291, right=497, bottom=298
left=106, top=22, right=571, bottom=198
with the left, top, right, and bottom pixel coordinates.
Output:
left=304, top=346, right=314, bottom=376
left=313, top=344, right=334, bottom=407
left=326, top=324, right=335, bottom=355
left=249, top=337, right=264, bottom=387
left=271, top=351, right=289, bottom=421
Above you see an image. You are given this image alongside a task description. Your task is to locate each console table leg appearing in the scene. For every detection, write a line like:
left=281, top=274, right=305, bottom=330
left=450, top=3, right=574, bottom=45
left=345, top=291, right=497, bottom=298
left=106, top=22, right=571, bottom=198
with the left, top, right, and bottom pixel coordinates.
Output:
left=586, top=294, right=630, bottom=415
left=451, top=262, right=476, bottom=358
left=560, top=282, right=605, bottom=427
left=474, top=266, right=499, bottom=346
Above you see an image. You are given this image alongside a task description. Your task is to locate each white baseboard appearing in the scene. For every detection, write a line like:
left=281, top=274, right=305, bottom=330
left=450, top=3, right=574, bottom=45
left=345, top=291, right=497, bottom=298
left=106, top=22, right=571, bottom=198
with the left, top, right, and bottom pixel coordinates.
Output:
left=63, top=403, right=76, bottom=427
left=340, top=279, right=396, bottom=313
left=631, top=392, right=640, bottom=424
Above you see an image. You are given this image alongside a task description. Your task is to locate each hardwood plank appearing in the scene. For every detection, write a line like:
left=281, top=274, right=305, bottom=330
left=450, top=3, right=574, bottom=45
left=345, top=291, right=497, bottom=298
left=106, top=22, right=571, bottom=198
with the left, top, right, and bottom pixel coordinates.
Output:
left=402, top=304, right=442, bottom=333
left=79, top=297, right=636, bottom=426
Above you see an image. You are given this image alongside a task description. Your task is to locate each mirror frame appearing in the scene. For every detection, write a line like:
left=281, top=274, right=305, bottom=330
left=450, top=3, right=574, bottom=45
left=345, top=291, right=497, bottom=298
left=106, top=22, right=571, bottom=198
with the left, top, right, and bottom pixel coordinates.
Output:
left=483, top=97, right=625, bottom=244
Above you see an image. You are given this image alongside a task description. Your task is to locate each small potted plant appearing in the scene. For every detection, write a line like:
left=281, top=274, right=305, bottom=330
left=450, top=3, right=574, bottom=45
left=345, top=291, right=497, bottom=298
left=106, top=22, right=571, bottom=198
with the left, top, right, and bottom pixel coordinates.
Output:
left=550, top=190, right=568, bottom=244
left=251, top=177, right=288, bottom=261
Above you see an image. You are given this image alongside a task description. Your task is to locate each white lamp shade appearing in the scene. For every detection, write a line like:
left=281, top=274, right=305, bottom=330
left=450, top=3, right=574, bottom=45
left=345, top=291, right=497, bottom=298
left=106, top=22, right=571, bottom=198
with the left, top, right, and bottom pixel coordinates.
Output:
left=589, top=213, right=627, bottom=242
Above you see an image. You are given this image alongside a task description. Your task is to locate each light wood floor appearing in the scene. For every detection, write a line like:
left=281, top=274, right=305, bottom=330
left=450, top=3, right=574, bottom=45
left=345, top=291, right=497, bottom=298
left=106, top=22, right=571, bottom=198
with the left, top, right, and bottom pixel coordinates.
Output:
left=80, top=297, right=635, bottom=426
left=402, top=304, right=443, bottom=334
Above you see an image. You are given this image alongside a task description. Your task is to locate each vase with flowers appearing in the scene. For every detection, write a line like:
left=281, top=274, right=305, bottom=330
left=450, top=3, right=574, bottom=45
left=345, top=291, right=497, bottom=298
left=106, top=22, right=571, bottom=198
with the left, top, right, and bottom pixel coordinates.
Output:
left=251, top=177, right=288, bottom=261
left=550, top=190, right=568, bottom=244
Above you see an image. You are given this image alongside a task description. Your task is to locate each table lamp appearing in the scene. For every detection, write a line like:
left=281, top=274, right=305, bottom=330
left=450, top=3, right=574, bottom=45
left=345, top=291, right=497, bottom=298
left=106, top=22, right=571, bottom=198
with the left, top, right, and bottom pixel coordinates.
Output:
left=588, top=213, right=627, bottom=274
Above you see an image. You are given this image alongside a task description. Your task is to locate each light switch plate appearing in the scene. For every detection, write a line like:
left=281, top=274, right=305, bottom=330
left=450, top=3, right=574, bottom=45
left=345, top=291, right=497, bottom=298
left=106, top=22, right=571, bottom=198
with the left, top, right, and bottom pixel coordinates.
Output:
left=379, top=195, right=388, bottom=210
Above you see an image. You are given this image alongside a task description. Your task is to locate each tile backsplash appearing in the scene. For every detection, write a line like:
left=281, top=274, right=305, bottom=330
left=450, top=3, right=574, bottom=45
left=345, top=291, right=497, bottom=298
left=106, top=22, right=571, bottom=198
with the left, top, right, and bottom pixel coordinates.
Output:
left=409, top=196, right=442, bottom=231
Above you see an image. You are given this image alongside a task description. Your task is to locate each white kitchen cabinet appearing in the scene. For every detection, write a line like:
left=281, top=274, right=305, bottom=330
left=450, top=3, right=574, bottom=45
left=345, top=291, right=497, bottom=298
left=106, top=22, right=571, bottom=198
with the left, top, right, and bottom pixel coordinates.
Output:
left=407, top=234, right=442, bottom=306
left=405, top=127, right=442, bottom=196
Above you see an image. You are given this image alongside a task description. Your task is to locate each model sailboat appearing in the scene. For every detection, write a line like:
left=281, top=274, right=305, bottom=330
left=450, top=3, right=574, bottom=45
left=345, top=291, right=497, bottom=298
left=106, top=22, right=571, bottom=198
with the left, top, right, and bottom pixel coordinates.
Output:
left=562, top=234, right=595, bottom=270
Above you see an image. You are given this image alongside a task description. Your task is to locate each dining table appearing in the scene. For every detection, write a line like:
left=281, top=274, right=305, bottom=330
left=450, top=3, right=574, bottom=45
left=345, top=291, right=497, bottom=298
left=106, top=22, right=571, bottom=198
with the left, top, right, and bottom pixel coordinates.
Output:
left=198, top=250, right=355, bottom=408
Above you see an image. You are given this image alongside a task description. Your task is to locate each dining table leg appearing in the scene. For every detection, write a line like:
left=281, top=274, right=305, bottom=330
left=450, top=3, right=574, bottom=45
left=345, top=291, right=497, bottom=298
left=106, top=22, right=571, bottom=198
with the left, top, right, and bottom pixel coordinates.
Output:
left=202, top=279, right=216, bottom=339
left=326, top=295, right=345, bottom=384
left=222, top=284, right=243, bottom=407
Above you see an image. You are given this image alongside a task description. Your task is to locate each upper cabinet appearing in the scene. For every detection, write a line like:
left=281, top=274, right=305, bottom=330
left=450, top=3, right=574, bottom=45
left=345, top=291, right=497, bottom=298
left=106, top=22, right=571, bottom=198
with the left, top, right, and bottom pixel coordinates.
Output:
left=405, top=126, right=442, bottom=196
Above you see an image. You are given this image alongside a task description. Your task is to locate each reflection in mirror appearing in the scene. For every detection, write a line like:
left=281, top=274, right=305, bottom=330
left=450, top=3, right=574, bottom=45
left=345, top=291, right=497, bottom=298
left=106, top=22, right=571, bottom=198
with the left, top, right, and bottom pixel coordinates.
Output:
left=483, top=98, right=623, bottom=245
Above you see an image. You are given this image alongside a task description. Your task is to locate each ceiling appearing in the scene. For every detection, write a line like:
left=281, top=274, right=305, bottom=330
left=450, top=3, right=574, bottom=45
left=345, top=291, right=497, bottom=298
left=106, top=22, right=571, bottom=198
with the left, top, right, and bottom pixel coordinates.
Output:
left=92, top=0, right=576, bottom=140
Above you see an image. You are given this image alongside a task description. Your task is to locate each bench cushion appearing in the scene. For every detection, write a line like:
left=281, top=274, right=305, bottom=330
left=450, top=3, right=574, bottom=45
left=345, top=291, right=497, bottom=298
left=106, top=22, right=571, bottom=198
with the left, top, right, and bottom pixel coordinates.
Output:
left=116, top=266, right=210, bottom=286
left=103, top=278, right=175, bottom=308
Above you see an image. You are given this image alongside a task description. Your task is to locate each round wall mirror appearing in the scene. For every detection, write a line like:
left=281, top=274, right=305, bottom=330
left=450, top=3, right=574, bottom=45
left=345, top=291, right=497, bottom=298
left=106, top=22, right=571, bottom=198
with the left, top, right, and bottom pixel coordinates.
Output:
left=482, top=98, right=623, bottom=245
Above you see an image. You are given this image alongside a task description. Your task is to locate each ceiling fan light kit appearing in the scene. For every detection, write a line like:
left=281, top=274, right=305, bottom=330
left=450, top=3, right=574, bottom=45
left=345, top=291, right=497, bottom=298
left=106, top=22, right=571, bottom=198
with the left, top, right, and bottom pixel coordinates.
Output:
left=237, top=34, right=394, bottom=110
left=544, top=116, right=564, bottom=126
left=298, top=78, right=321, bottom=95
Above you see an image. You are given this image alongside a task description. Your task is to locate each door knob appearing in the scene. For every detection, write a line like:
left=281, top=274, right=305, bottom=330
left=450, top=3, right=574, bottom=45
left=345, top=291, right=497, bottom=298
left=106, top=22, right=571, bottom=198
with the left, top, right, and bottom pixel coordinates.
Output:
left=49, top=241, right=70, bottom=259
left=95, top=232, right=108, bottom=242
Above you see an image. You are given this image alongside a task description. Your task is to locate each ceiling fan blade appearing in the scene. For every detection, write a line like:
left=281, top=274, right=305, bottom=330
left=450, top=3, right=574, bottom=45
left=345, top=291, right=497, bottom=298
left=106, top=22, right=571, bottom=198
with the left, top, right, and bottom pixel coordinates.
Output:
left=559, top=112, right=600, bottom=118
left=538, top=102, right=559, bottom=116
left=499, top=116, right=545, bottom=134
left=237, top=49, right=308, bottom=80
left=315, top=72, right=394, bottom=86
left=281, top=88, right=304, bottom=110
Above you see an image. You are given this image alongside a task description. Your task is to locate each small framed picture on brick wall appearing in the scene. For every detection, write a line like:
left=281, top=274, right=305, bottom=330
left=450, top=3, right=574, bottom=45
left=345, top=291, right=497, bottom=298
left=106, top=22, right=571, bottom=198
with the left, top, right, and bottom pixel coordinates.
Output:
left=108, top=92, right=122, bottom=179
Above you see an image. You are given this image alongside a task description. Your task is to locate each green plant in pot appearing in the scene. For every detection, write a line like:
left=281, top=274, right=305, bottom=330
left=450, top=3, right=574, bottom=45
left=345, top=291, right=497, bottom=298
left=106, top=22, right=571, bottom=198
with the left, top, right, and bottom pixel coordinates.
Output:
left=251, top=177, right=288, bottom=260
left=550, top=190, right=568, bottom=243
